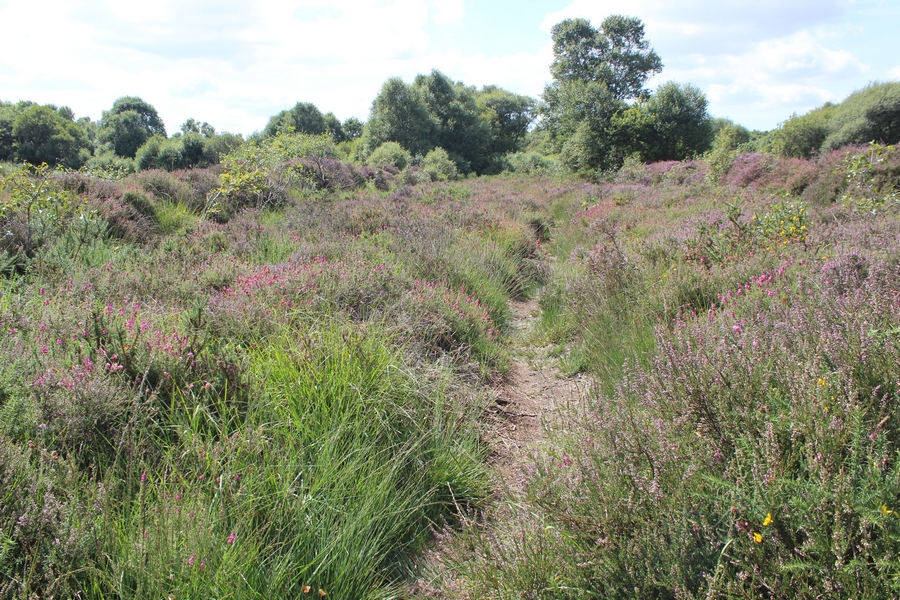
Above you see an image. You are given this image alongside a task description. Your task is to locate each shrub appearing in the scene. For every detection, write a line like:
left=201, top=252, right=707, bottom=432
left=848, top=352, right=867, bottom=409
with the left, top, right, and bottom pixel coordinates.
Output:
left=423, top=147, right=458, bottom=181
left=366, top=141, right=412, bottom=170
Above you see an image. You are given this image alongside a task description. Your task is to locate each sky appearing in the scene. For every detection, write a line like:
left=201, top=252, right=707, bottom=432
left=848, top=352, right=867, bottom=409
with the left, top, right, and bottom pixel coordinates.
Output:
left=0, top=0, right=897, bottom=136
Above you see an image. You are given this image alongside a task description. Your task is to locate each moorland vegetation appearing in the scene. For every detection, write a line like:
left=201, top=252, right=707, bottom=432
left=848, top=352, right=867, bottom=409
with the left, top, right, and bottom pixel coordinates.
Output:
left=1, top=14, right=900, bottom=600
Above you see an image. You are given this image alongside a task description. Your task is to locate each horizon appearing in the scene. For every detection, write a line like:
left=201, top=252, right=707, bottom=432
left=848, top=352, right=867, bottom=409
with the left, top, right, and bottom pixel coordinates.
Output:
left=1, top=0, right=897, bottom=136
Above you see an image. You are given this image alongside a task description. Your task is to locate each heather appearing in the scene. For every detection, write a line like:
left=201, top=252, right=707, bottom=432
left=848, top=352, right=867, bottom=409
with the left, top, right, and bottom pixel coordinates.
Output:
left=2, top=139, right=900, bottom=598
left=430, top=144, right=900, bottom=599
left=0, top=163, right=551, bottom=598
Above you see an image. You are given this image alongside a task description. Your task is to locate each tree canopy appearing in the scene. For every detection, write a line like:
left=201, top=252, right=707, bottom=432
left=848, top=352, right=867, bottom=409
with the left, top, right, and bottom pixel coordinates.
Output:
left=358, top=71, right=534, bottom=174
left=12, top=104, right=90, bottom=168
left=263, top=102, right=327, bottom=138
left=542, top=15, right=710, bottom=173
left=100, top=96, right=167, bottom=158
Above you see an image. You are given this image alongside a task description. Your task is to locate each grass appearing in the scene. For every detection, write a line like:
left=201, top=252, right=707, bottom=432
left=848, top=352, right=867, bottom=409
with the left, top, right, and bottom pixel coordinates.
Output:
left=0, top=164, right=550, bottom=598
left=426, top=144, right=900, bottom=599
left=2, top=142, right=900, bottom=598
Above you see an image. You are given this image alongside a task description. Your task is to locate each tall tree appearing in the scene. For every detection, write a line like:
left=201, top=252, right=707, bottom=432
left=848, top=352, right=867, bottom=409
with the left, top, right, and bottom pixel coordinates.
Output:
left=361, top=77, right=437, bottom=158
left=263, top=102, right=326, bottom=138
left=477, top=86, right=535, bottom=156
left=550, top=16, right=661, bottom=100
left=413, top=70, right=490, bottom=172
left=13, top=105, right=90, bottom=167
left=542, top=15, right=665, bottom=173
left=100, top=96, right=166, bottom=158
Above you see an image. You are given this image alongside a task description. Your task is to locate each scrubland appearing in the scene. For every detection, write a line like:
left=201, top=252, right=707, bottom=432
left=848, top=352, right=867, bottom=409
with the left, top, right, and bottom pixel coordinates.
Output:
left=1, top=141, right=899, bottom=599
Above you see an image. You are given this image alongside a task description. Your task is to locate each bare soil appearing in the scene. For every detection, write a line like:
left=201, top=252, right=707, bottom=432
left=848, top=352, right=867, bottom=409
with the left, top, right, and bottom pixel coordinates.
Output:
left=408, top=297, right=588, bottom=597
left=483, top=298, right=586, bottom=493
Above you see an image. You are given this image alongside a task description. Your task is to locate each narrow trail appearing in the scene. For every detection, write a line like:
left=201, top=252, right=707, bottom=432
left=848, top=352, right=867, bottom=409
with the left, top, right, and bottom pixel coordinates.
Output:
left=410, top=296, right=589, bottom=598
left=484, top=298, right=587, bottom=494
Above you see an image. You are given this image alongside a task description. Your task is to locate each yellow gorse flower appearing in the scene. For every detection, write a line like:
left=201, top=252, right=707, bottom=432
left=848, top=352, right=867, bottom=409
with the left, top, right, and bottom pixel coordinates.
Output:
left=763, top=513, right=773, bottom=527
left=883, top=505, right=895, bottom=516
left=752, top=532, right=763, bottom=543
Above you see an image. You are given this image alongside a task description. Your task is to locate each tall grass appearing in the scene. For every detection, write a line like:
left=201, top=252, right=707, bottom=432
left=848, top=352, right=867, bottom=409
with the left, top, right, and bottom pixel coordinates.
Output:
left=0, top=166, right=552, bottom=597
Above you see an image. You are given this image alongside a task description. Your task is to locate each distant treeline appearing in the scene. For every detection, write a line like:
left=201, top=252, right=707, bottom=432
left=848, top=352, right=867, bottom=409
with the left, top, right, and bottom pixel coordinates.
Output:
left=2, top=15, right=899, bottom=179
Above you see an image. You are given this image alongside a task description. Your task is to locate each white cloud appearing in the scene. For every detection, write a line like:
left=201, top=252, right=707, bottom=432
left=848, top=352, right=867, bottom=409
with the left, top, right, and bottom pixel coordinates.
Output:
left=0, top=0, right=890, bottom=134
left=431, top=0, right=464, bottom=25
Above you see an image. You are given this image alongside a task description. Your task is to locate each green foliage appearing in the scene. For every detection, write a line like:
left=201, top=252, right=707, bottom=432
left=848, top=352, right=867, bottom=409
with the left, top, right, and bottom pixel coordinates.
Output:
left=544, top=79, right=627, bottom=174
left=0, top=163, right=79, bottom=258
left=415, top=70, right=491, bottom=174
left=823, top=82, right=900, bottom=150
left=263, top=101, right=327, bottom=138
left=100, top=96, right=166, bottom=158
left=362, top=77, right=438, bottom=159
left=214, top=132, right=335, bottom=217
left=180, top=117, right=216, bottom=137
left=769, top=82, right=900, bottom=157
left=477, top=86, right=535, bottom=160
left=642, top=82, right=713, bottom=160
left=839, top=142, right=899, bottom=212
left=502, top=151, right=561, bottom=176
left=771, top=111, right=831, bottom=158
left=542, top=16, right=711, bottom=174
left=367, top=141, right=412, bottom=170
left=360, top=73, right=534, bottom=174
left=82, top=150, right=136, bottom=178
left=201, top=132, right=244, bottom=165
left=12, top=105, right=90, bottom=168
left=135, top=133, right=207, bottom=171
left=549, top=16, right=662, bottom=100
left=422, top=147, right=458, bottom=181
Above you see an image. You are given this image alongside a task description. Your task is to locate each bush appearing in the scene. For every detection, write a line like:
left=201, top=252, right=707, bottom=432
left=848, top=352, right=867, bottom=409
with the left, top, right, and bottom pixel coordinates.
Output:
left=366, top=141, right=412, bottom=170
left=422, top=147, right=458, bottom=181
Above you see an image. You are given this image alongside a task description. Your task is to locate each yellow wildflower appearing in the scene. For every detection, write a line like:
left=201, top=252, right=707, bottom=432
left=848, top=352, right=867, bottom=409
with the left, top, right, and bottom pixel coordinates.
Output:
left=763, top=513, right=773, bottom=527
left=883, top=505, right=895, bottom=516
left=752, top=532, right=763, bottom=543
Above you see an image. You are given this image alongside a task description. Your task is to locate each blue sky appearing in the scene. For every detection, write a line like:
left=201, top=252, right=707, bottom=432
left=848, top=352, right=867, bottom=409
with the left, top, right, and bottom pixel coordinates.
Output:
left=1, top=0, right=897, bottom=135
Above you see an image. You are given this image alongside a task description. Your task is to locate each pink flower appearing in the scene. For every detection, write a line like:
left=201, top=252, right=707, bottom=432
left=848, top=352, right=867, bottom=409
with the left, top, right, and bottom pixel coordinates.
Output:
left=227, top=532, right=236, bottom=544
left=188, top=553, right=196, bottom=566
left=140, top=472, right=147, bottom=484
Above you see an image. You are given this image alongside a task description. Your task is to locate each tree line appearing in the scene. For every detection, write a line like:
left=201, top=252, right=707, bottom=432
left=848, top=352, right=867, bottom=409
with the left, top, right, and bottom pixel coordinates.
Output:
left=7, top=15, right=893, bottom=180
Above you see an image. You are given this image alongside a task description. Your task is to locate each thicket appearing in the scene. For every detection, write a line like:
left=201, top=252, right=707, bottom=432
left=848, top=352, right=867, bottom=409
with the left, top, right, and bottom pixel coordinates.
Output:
left=768, top=82, right=900, bottom=158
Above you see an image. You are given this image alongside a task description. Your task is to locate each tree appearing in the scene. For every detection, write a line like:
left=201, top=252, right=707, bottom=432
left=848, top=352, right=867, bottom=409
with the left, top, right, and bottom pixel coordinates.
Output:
left=642, top=82, right=713, bottom=161
left=413, top=70, right=491, bottom=173
left=263, top=102, right=326, bottom=138
left=550, top=16, right=661, bottom=100
left=542, top=15, right=669, bottom=173
left=13, top=105, right=90, bottom=168
left=100, top=97, right=166, bottom=158
left=361, top=77, right=437, bottom=159
left=477, top=86, right=535, bottom=156
left=180, top=117, right=215, bottom=136
left=1, top=101, right=36, bottom=161
left=323, top=112, right=346, bottom=143
left=342, top=117, right=364, bottom=141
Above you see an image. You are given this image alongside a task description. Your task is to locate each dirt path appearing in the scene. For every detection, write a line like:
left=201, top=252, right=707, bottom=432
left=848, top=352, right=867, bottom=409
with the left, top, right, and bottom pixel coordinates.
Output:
left=484, top=298, right=586, bottom=494
left=410, top=297, right=588, bottom=597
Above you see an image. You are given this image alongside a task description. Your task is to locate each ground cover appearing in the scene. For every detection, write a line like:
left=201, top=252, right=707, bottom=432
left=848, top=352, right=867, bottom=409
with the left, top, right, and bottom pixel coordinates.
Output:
left=421, top=143, right=900, bottom=599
